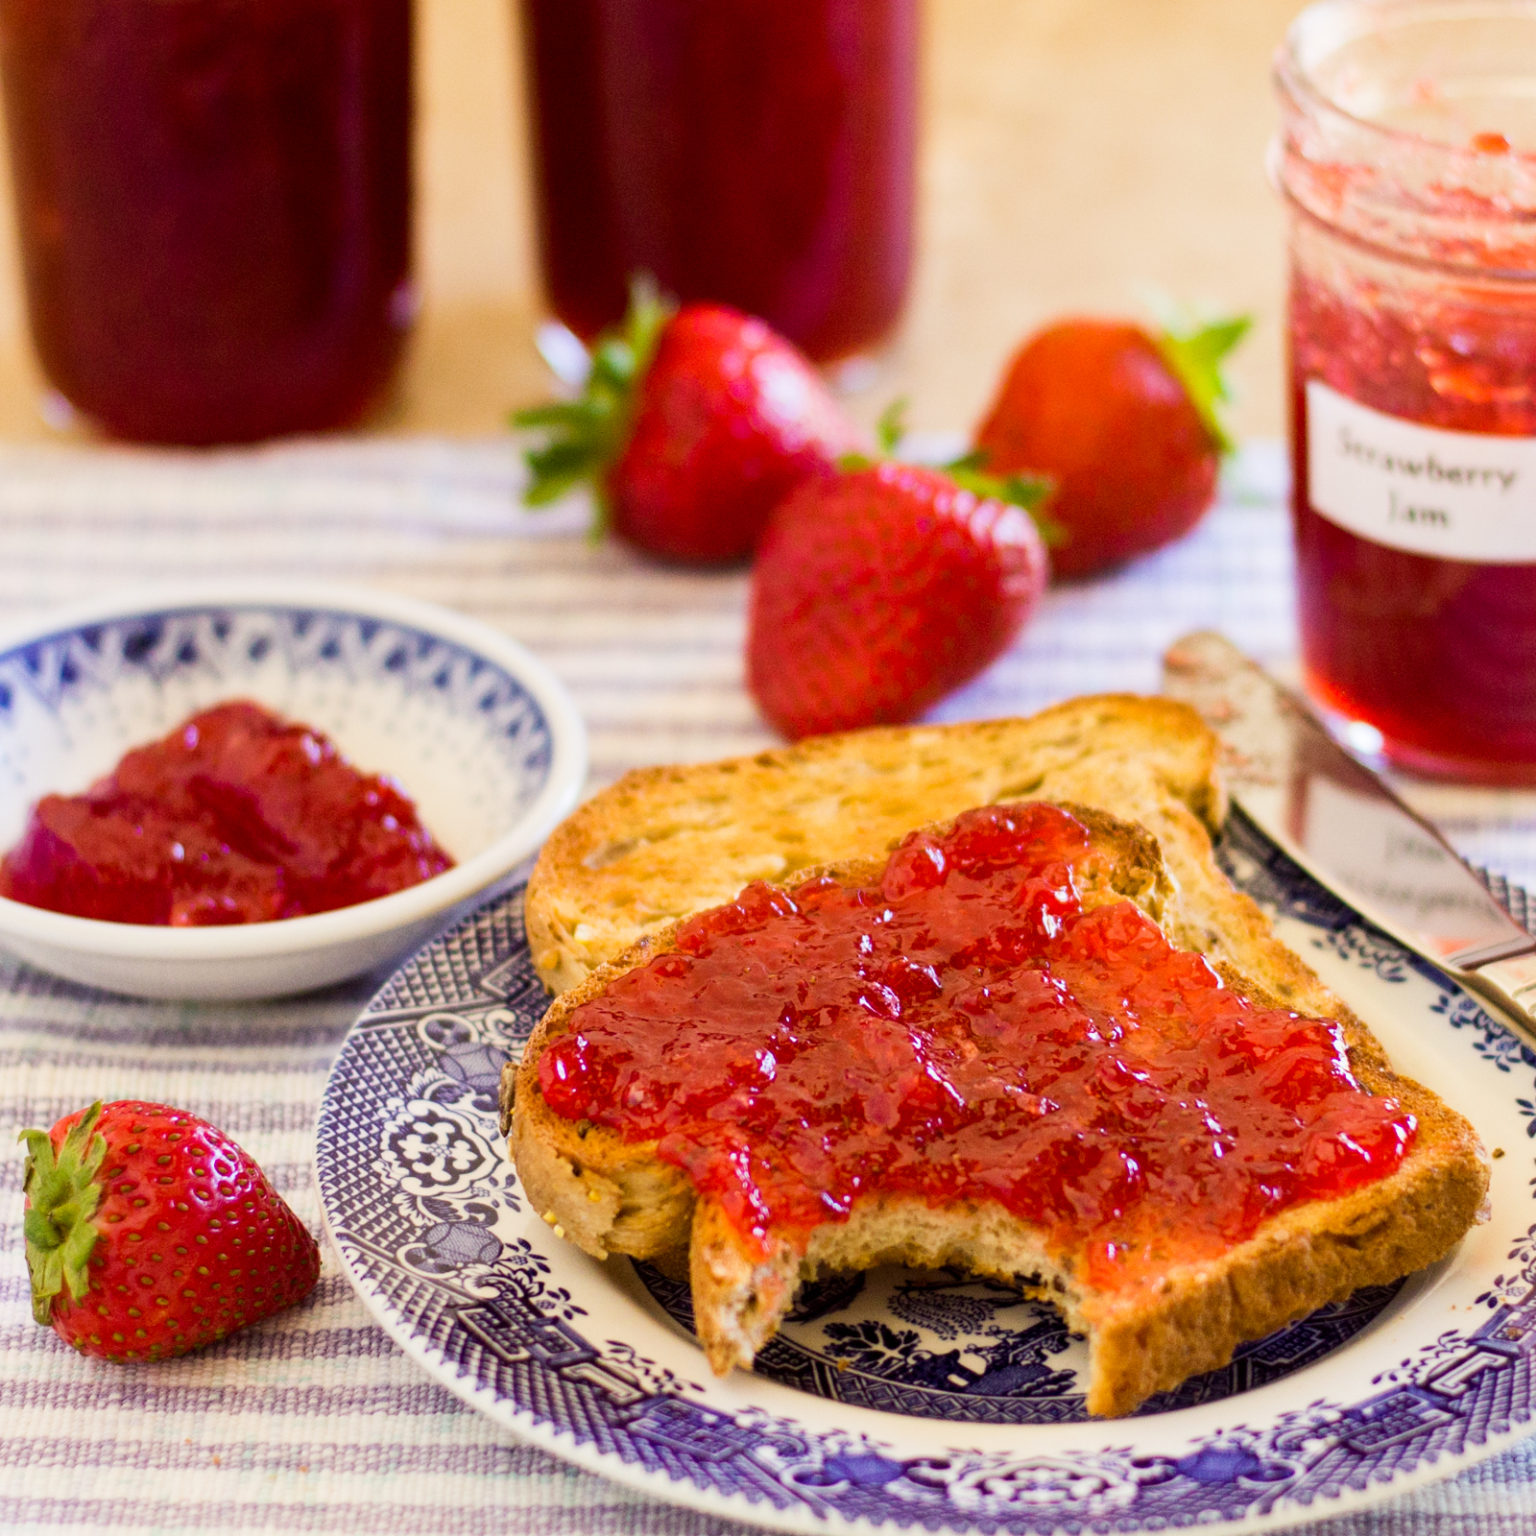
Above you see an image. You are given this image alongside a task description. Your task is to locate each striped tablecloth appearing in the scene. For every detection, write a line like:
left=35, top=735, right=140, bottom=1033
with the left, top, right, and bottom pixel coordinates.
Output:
left=3, top=437, right=1535, bottom=1536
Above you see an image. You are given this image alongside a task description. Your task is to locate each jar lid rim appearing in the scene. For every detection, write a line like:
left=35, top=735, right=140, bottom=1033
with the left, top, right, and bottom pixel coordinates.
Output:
left=1278, top=0, right=1536, bottom=164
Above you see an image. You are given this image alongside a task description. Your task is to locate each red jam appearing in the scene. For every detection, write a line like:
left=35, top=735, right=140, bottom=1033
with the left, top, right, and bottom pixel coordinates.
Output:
left=539, top=803, right=1415, bottom=1291
left=1276, top=2, right=1536, bottom=781
left=518, top=0, right=917, bottom=364
left=1290, top=272, right=1536, bottom=777
left=0, top=702, right=451, bottom=926
left=0, top=0, right=412, bottom=444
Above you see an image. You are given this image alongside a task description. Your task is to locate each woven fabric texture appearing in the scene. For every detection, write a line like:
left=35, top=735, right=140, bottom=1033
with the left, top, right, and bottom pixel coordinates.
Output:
left=2, top=437, right=1534, bottom=1535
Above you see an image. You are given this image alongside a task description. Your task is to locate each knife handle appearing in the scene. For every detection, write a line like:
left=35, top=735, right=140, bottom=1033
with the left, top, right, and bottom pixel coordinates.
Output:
left=1458, top=952, right=1536, bottom=1054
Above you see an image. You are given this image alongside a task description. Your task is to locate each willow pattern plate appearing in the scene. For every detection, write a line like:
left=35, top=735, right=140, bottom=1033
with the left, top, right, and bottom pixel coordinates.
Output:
left=316, top=811, right=1536, bottom=1536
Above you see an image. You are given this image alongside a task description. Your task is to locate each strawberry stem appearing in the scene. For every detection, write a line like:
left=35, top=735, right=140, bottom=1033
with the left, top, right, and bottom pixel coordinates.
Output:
left=1154, top=314, right=1251, bottom=456
left=21, top=1101, right=105, bottom=1326
left=875, top=398, right=909, bottom=456
left=512, top=276, right=676, bottom=527
left=843, top=403, right=1064, bottom=546
left=943, top=458, right=1065, bottom=548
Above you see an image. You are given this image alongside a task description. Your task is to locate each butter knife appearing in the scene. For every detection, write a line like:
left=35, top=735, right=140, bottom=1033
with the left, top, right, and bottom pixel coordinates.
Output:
left=1162, top=629, right=1536, bottom=1050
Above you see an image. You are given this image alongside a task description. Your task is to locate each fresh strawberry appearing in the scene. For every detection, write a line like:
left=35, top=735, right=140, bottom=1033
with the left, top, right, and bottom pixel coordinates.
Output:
left=514, top=286, right=864, bottom=564
left=747, top=461, right=1050, bottom=739
left=973, top=314, right=1248, bottom=578
left=22, top=1100, right=319, bottom=1361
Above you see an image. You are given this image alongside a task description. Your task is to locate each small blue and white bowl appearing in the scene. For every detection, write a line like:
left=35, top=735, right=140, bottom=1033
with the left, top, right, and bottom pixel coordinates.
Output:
left=0, top=583, right=586, bottom=1000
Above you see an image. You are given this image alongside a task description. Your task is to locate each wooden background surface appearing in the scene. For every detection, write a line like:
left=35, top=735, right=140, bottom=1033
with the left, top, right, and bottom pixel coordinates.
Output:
left=0, top=0, right=1302, bottom=445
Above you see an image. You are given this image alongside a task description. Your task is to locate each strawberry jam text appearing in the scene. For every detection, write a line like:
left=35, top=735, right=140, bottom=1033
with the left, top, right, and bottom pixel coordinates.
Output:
left=1292, top=264, right=1536, bottom=776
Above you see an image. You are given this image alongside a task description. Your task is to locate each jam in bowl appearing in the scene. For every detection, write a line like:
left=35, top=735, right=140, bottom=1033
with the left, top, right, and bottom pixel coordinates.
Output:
left=0, top=584, right=585, bottom=999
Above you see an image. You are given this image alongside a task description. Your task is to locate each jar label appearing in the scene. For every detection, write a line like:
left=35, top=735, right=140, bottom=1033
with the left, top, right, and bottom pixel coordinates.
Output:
left=1306, top=379, right=1536, bottom=563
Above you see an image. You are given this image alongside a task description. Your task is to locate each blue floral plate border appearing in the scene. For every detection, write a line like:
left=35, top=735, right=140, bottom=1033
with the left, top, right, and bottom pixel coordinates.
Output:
left=315, top=810, right=1536, bottom=1535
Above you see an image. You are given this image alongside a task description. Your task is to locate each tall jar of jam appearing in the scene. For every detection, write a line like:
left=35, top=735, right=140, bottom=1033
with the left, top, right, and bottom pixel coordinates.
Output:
left=1276, top=0, right=1536, bottom=782
left=0, top=0, right=413, bottom=446
left=517, top=0, right=918, bottom=365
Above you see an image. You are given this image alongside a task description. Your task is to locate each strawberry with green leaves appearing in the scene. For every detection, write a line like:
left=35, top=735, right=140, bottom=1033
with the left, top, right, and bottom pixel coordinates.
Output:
left=22, top=1100, right=319, bottom=1361
left=747, top=451, right=1052, bottom=740
left=973, top=315, right=1249, bottom=578
left=514, top=287, right=864, bottom=564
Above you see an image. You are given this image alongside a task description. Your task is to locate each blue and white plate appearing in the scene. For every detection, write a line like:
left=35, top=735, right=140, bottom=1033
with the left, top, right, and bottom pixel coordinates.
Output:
left=0, top=583, right=586, bottom=999
left=316, top=811, right=1536, bottom=1536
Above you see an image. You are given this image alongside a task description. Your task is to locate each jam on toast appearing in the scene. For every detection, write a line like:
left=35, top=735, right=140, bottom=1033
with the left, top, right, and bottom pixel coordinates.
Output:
left=505, top=799, right=1488, bottom=1416
left=524, top=696, right=1228, bottom=997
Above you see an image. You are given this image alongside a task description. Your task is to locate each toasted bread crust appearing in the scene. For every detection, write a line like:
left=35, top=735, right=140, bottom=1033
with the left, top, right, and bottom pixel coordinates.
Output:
left=525, top=697, right=1226, bottom=995
left=681, top=1118, right=1484, bottom=1418
left=506, top=792, right=1490, bottom=1416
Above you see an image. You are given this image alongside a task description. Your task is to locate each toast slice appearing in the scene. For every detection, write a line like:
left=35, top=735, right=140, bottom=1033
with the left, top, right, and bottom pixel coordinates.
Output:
left=506, top=799, right=1489, bottom=1417
left=525, top=696, right=1230, bottom=996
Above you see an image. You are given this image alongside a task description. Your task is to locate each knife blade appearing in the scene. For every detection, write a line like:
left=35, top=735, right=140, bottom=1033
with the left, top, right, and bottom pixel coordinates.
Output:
left=1162, top=630, right=1536, bottom=1049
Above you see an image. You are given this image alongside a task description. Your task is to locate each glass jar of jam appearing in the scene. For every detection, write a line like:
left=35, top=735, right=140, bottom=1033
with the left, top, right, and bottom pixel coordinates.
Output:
left=0, top=0, right=413, bottom=446
left=517, top=0, right=918, bottom=366
left=1276, top=0, right=1536, bottom=782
